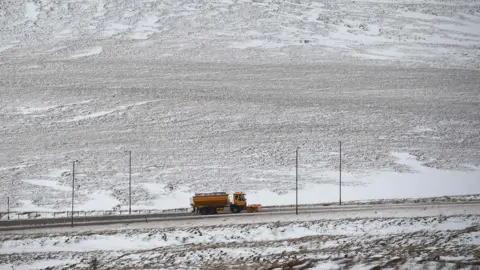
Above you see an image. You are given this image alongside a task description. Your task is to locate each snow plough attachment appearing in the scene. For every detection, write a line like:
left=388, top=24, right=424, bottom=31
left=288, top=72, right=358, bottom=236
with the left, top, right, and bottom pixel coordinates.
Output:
left=245, top=204, right=261, bottom=213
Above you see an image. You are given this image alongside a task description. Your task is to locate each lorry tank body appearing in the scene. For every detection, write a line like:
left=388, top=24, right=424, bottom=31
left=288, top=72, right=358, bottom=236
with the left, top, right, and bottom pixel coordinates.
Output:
left=191, top=193, right=229, bottom=207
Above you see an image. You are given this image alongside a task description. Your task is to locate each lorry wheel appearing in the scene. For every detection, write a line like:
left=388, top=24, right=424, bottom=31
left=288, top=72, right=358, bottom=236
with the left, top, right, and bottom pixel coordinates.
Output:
left=199, top=208, right=207, bottom=215
left=208, top=207, right=217, bottom=215
left=231, top=206, right=240, bottom=213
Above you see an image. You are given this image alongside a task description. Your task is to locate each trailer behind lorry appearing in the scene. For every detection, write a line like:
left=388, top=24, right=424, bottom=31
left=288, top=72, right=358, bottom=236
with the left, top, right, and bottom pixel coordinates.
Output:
left=190, top=192, right=261, bottom=215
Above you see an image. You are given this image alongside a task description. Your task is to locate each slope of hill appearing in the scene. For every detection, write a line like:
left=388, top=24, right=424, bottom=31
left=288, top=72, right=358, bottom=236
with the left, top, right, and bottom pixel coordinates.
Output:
left=1, top=0, right=479, bottom=68
left=0, top=0, right=479, bottom=213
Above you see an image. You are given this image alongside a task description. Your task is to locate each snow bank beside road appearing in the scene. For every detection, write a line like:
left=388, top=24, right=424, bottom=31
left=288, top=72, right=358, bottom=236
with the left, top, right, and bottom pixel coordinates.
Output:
left=1, top=207, right=479, bottom=269
left=1, top=215, right=477, bottom=254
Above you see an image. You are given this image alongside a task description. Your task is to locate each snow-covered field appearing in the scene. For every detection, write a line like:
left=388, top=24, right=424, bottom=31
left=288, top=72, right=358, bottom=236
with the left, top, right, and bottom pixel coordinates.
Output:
left=1, top=205, right=479, bottom=269
left=1, top=0, right=480, bottom=216
left=1, top=0, right=480, bottom=268
left=1, top=0, right=479, bottom=68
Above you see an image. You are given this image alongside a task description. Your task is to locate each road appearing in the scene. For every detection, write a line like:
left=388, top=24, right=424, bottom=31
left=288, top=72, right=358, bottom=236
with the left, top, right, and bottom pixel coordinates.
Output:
left=1, top=201, right=479, bottom=232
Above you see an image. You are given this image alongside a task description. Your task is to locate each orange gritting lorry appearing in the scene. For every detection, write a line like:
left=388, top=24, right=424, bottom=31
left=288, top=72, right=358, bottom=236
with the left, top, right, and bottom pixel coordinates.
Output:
left=190, top=192, right=261, bottom=215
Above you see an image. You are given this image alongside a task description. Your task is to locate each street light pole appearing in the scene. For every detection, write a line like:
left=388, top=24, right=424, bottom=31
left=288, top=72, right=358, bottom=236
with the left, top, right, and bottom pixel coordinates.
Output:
left=7, top=197, right=9, bottom=220
left=129, top=150, right=132, bottom=215
left=71, top=160, right=75, bottom=227
left=296, top=147, right=299, bottom=215
left=339, top=141, right=342, bottom=206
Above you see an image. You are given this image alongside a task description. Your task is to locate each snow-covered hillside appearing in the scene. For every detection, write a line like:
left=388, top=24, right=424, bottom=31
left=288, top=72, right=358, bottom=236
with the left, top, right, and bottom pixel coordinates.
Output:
left=0, top=0, right=479, bottom=68
left=0, top=0, right=479, bottom=213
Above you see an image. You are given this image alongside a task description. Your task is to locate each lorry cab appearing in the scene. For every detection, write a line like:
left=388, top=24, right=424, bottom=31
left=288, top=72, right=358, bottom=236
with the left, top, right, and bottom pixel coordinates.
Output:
left=233, top=192, right=247, bottom=206
left=230, top=192, right=247, bottom=213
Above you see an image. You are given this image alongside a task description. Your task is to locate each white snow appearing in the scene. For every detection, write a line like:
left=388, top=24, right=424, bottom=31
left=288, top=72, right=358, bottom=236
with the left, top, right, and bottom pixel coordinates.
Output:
left=7, top=152, right=479, bottom=214
left=46, top=168, right=69, bottom=178
left=136, top=183, right=192, bottom=210
left=23, top=179, right=71, bottom=191
left=108, top=23, right=131, bottom=31
left=1, top=0, right=480, bottom=224
left=25, top=2, right=39, bottom=21
left=1, top=203, right=477, bottom=270
left=263, top=246, right=298, bottom=255
left=2, top=214, right=477, bottom=254
left=55, top=28, right=73, bottom=40
left=230, top=40, right=285, bottom=49
left=128, top=14, right=159, bottom=40
left=103, top=23, right=132, bottom=37
left=1, top=1, right=479, bottom=268
left=15, top=105, right=57, bottom=115
left=0, top=259, right=78, bottom=270
left=247, top=152, right=480, bottom=207
left=11, top=200, right=57, bottom=212
left=64, top=110, right=114, bottom=122
left=61, top=100, right=162, bottom=123
left=0, top=165, right=28, bottom=172
left=51, top=151, right=478, bottom=211
left=1, top=0, right=478, bottom=68
left=76, top=191, right=121, bottom=211
left=440, top=256, right=474, bottom=261
left=0, top=45, right=15, bottom=53
left=24, top=64, right=42, bottom=69
left=71, top=46, right=103, bottom=59
left=95, top=1, right=106, bottom=17
left=310, top=262, right=342, bottom=270
left=462, top=232, right=480, bottom=245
